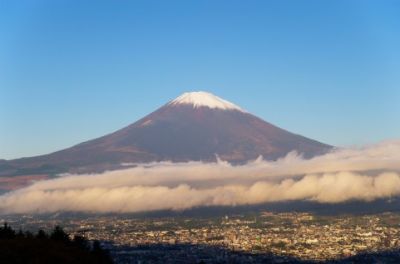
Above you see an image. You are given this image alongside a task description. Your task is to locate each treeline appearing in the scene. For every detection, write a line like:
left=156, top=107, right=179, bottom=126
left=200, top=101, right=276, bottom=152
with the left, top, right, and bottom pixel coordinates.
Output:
left=0, top=223, right=113, bottom=264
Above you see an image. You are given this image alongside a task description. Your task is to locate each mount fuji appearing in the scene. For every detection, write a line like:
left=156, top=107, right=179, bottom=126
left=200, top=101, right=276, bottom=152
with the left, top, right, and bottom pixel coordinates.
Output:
left=0, top=91, right=332, bottom=179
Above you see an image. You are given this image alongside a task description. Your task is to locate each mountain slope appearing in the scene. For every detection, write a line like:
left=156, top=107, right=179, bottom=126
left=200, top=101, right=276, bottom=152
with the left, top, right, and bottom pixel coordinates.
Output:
left=0, top=92, right=332, bottom=177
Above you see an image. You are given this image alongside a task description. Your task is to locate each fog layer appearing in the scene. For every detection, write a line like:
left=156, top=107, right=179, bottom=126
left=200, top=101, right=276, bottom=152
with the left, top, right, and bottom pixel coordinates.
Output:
left=0, top=140, right=399, bottom=214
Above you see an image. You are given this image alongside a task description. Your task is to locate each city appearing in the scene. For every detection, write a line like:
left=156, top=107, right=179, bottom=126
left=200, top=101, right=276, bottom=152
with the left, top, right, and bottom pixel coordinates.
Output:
left=3, top=211, right=400, bottom=263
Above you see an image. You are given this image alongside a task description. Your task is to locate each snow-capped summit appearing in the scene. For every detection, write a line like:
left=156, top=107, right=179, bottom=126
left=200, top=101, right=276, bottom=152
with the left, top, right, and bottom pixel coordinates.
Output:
left=169, top=91, right=245, bottom=112
left=1, top=91, right=332, bottom=178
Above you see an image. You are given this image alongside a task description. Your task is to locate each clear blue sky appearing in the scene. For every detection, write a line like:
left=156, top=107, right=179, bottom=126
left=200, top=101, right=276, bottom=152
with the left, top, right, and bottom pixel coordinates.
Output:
left=1, top=0, right=399, bottom=159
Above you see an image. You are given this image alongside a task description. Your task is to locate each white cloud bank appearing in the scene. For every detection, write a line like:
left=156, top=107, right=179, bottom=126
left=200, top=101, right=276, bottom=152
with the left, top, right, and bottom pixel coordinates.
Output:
left=0, top=140, right=400, bottom=214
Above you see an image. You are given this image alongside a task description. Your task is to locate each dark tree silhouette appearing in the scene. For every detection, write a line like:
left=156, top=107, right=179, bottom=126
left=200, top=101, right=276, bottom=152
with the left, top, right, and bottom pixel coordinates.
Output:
left=0, top=223, right=113, bottom=264
left=0, top=223, right=15, bottom=239
left=72, top=235, right=89, bottom=250
left=37, top=229, right=48, bottom=239
left=50, top=226, right=70, bottom=242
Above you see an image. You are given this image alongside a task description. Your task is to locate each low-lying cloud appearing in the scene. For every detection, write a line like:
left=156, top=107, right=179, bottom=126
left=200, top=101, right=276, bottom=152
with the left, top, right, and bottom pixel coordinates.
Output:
left=1, top=140, right=400, bottom=214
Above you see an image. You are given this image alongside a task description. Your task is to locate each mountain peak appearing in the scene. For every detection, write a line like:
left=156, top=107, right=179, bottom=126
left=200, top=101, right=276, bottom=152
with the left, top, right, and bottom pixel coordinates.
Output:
left=168, top=91, right=245, bottom=112
left=0, top=90, right=332, bottom=178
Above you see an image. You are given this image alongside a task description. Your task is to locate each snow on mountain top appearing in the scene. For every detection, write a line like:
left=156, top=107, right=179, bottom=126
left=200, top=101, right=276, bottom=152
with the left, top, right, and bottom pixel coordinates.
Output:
left=169, top=91, right=245, bottom=112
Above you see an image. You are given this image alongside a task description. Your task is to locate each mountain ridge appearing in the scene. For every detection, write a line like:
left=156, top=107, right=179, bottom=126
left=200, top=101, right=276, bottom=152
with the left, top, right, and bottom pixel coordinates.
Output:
left=0, top=91, right=333, bottom=179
